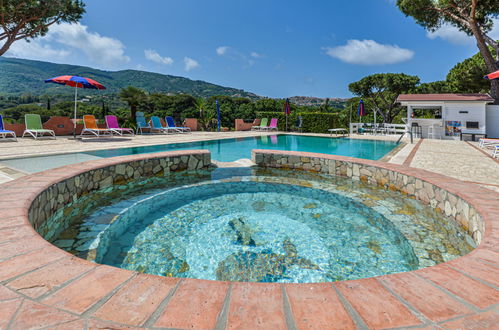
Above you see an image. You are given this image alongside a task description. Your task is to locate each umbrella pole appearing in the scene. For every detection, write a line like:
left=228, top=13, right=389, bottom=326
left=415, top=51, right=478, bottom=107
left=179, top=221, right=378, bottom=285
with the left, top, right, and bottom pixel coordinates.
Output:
left=73, top=86, right=78, bottom=139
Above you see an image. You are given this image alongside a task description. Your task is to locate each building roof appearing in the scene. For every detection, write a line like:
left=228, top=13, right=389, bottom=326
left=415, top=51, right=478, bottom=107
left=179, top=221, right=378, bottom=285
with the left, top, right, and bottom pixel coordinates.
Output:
left=397, top=93, right=494, bottom=102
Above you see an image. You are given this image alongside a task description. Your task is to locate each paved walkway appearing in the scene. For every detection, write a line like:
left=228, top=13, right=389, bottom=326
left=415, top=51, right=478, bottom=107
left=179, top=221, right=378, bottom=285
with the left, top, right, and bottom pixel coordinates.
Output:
left=403, top=139, right=499, bottom=193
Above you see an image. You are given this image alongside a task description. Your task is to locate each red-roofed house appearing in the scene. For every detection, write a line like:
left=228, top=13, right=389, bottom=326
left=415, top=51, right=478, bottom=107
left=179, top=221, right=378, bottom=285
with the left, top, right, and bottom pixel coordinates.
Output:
left=397, top=93, right=498, bottom=139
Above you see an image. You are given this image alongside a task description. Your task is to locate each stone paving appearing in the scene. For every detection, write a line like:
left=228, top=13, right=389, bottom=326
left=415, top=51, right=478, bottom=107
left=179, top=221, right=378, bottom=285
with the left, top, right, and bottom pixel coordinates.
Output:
left=407, top=139, right=499, bottom=193
left=0, top=150, right=497, bottom=329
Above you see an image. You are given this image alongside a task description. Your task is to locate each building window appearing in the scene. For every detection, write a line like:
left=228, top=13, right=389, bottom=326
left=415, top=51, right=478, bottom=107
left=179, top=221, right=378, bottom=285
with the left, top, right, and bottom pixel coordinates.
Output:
left=466, top=121, right=479, bottom=129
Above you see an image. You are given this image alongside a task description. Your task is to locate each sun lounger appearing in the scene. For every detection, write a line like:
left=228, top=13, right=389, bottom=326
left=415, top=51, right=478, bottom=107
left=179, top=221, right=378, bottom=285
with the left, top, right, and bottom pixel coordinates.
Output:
left=478, top=138, right=499, bottom=148
left=136, top=112, right=151, bottom=134
left=261, top=118, right=278, bottom=131
left=22, top=114, right=55, bottom=139
left=493, top=146, right=499, bottom=159
left=81, top=115, right=113, bottom=137
left=105, top=115, right=134, bottom=136
left=151, top=116, right=177, bottom=134
left=0, top=114, right=17, bottom=141
left=252, top=118, right=268, bottom=131
left=328, top=128, right=349, bottom=137
left=165, top=116, right=190, bottom=133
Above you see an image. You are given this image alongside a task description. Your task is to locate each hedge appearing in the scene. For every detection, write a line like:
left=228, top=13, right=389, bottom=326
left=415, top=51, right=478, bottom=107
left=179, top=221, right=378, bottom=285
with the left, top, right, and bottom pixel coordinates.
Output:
left=255, top=112, right=340, bottom=133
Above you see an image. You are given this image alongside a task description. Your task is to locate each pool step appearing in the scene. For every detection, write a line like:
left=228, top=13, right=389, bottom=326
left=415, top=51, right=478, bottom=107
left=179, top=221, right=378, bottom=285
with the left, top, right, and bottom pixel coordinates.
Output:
left=212, top=158, right=255, bottom=168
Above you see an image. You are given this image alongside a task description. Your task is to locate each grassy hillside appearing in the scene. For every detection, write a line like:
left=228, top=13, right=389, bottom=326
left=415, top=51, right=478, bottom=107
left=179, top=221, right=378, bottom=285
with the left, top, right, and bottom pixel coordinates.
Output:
left=0, top=57, right=259, bottom=99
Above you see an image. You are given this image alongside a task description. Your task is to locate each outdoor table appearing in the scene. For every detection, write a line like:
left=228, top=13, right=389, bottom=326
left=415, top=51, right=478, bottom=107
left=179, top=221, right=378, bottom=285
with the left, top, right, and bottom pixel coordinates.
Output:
left=460, top=130, right=486, bottom=141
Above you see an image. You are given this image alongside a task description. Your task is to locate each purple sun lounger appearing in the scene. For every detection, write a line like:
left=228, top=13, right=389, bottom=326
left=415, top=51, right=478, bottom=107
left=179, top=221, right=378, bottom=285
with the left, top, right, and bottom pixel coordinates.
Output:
left=105, top=115, right=134, bottom=136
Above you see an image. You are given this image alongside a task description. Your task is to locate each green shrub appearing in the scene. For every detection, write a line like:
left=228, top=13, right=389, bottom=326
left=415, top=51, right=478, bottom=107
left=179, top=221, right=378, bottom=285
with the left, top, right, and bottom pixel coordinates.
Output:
left=256, top=111, right=340, bottom=133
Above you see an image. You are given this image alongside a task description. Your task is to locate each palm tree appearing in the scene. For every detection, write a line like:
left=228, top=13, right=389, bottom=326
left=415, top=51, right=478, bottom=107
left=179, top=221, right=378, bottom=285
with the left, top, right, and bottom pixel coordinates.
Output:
left=195, top=98, right=214, bottom=131
left=119, top=86, right=147, bottom=120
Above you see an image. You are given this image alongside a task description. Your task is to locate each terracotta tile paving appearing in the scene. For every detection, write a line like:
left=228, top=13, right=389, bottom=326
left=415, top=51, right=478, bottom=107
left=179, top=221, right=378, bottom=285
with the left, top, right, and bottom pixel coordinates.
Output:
left=41, top=265, right=134, bottom=314
left=0, top=298, right=23, bottom=329
left=440, top=309, right=499, bottom=329
left=335, top=278, right=422, bottom=329
left=0, top=247, right=64, bottom=282
left=8, top=300, right=78, bottom=329
left=381, top=272, right=473, bottom=322
left=154, top=279, right=228, bottom=329
left=0, top=150, right=497, bottom=329
left=285, top=283, right=356, bottom=329
left=6, top=256, right=96, bottom=299
left=227, top=282, right=287, bottom=329
left=418, top=265, right=499, bottom=309
left=93, top=274, right=178, bottom=326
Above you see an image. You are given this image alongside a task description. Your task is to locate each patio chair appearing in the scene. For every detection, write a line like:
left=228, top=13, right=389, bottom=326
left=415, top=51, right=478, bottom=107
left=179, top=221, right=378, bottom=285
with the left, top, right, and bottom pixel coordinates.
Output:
left=165, top=116, right=191, bottom=133
left=136, top=112, right=151, bottom=135
left=252, top=118, right=268, bottom=131
left=81, top=115, right=113, bottom=137
left=262, top=118, right=278, bottom=131
left=151, top=116, right=176, bottom=134
left=479, top=138, right=499, bottom=148
left=22, top=114, right=55, bottom=139
left=0, top=114, right=17, bottom=141
left=105, top=115, right=134, bottom=136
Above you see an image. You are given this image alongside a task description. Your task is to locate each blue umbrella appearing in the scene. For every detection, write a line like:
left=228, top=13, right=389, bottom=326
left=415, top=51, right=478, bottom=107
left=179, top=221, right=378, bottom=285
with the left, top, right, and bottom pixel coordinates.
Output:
left=216, top=100, right=221, bottom=132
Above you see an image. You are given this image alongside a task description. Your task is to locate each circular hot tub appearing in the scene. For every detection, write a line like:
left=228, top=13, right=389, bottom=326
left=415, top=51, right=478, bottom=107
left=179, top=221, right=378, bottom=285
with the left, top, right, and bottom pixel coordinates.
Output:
left=50, top=167, right=474, bottom=283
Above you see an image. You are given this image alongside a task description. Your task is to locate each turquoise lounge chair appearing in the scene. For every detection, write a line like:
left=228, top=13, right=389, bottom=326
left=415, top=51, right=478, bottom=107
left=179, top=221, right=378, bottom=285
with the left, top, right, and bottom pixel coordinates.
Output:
left=136, top=112, right=151, bottom=134
left=0, top=114, right=17, bottom=141
left=151, top=116, right=177, bottom=134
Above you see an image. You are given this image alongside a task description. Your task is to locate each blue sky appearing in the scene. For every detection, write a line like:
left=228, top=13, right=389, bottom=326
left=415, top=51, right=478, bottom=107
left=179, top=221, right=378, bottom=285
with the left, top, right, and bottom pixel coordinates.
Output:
left=6, top=0, right=499, bottom=98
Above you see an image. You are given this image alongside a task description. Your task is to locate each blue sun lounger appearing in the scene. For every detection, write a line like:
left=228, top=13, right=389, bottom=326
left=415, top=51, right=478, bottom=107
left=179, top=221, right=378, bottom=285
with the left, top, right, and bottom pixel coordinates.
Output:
left=0, top=114, right=17, bottom=141
left=165, top=116, right=191, bottom=133
left=151, top=116, right=177, bottom=134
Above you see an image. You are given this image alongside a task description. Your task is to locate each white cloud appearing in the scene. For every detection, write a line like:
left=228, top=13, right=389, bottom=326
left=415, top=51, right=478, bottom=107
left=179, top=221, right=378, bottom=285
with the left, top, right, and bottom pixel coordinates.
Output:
left=184, top=57, right=200, bottom=71
left=7, top=39, right=70, bottom=62
left=5, top=22, right=130, bottom=68
left=427, top=19, right=499, bottom=45
left=250, top=51, right=263, bottom=58
left=144, top=49, right=173, bottom=65
left=325, top=39, right=414, bottom=65
left=216, top=46, right=229, bottom=55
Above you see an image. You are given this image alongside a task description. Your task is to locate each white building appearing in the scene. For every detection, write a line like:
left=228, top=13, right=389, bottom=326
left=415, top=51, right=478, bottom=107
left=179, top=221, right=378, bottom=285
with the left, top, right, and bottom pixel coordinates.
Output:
left=397, top=93, right=497, bottom=139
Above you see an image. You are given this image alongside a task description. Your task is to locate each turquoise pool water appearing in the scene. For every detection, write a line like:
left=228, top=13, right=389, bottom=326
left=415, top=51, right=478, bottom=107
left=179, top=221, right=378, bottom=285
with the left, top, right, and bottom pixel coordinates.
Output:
left=51, top=168, right=474, bottom=283
left=0, top=135, right=398, bottom=173
left=85, top=135, right=397, bottom=162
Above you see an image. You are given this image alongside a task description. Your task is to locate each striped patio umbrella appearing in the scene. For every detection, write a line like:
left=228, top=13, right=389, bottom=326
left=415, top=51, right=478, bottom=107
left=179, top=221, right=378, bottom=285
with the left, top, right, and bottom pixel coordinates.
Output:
left=45, top=75, right=106, bottom=138
left=484, top=70, right=499, bottom=80
left=358, top=99, right=366, bottom=122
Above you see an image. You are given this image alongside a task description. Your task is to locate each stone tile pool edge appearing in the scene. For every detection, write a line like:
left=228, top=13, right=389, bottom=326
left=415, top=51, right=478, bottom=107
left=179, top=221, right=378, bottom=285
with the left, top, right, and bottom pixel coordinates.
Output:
left=0, top=149, right=497, bottom=329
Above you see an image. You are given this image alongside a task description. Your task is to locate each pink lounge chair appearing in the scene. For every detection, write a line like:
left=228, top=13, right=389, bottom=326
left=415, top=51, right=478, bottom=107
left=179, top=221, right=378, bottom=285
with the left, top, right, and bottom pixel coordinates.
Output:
left=105, top=115, right=134, bottom=136
left=262, top=118, right=278, bottom=131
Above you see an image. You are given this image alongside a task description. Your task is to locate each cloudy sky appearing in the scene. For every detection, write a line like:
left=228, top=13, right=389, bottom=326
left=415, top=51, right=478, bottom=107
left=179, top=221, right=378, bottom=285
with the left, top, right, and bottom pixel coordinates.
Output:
left=5, top=0, right=499, bottom=98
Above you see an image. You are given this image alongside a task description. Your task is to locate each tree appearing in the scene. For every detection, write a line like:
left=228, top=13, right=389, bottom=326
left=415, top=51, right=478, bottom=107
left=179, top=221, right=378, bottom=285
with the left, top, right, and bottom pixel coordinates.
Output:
left=416, top=81, right=453, bottom=94
left=348, top=73, right=420, bottom=123
left=446, top=51, right=495, bottom=93
left=0, top=0, right=86, bottom=56
left=397, top=0, right=499, bottom=100
left=119, top=86, right=147, bottom=120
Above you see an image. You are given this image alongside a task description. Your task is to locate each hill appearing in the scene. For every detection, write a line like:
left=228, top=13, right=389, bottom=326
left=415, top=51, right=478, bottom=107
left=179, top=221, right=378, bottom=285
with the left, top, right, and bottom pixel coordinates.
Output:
left=0, top=57, right=260, bottom=99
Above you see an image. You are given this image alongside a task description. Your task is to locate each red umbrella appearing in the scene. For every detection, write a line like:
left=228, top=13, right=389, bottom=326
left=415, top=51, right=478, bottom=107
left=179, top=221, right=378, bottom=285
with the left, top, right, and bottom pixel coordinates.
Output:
left=45, top=75, right=106, bottom=138
left=484, top=70, right=499, bottom=80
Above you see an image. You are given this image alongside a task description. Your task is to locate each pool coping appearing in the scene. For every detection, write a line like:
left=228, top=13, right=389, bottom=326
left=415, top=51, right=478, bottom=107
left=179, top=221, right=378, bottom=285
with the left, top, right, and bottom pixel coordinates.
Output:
left=0, top=150, right=498, bottom=329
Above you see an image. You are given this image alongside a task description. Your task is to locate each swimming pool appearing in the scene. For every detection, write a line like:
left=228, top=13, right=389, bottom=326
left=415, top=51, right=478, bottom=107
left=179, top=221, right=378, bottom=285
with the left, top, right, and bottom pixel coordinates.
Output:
left=1, top=135, right=398, bottom=173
